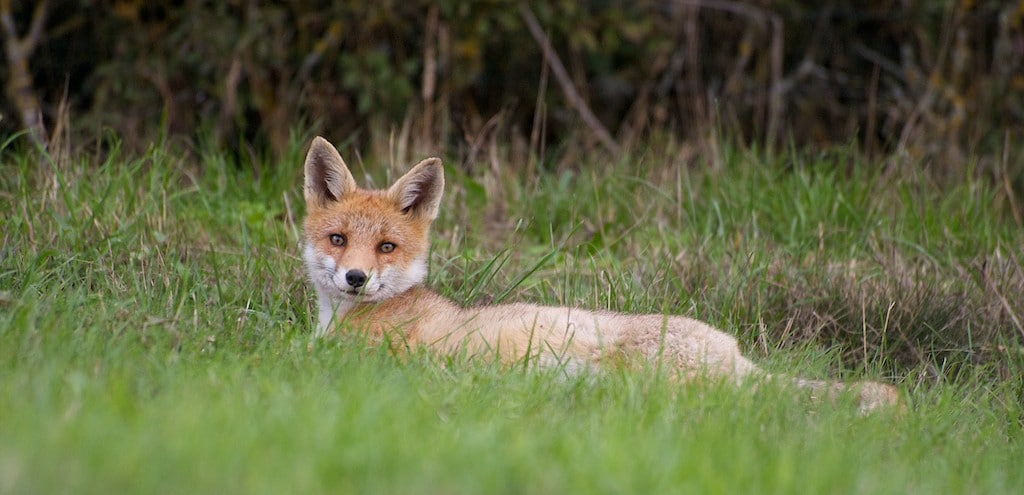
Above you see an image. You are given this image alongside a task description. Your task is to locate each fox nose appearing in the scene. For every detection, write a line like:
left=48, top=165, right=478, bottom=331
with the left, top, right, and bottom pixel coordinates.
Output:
left=345, top=269, right=367, bottom=288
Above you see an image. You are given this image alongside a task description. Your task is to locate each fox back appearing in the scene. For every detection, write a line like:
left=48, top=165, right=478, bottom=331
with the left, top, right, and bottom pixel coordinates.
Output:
left=302, top=136, right=444, bottom=335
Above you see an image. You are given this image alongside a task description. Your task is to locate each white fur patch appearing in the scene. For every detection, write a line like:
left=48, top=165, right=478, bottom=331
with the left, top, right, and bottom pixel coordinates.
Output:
left=375, top=256, right=428, bottom=300
left=304, top=244, right=430, bottom=334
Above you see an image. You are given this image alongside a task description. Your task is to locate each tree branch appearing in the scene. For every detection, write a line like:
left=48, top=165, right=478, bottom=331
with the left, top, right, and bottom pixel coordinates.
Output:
left=673, top=0, right=784, bottom=147
left=0, top=0, right=17, bottom=41
left=518, top=3, right=621, bottom=155
left=25, top=0, right=48, bottom=51
left=0, top=0, right=50, bottom=146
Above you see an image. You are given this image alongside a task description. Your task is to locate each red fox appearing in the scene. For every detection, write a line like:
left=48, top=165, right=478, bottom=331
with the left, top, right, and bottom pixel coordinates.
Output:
left=302, top=136, right=900, bottom=413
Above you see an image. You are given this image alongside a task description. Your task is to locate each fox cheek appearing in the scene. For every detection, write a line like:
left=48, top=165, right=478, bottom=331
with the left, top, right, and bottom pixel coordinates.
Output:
left=376, top=257, right=428, bottom=294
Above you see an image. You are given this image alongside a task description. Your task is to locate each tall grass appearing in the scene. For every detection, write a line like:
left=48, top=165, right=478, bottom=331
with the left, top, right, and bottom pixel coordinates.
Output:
left=1, top=135, right=1022, bottom=493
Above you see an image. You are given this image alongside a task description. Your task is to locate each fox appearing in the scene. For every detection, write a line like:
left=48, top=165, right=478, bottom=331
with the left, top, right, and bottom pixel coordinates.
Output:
left=302, top=136, right=901, bottom=413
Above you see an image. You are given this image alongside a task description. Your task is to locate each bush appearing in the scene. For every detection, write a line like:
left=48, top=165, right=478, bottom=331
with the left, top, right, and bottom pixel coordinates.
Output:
left=3, top=0, right=1023, bottom=162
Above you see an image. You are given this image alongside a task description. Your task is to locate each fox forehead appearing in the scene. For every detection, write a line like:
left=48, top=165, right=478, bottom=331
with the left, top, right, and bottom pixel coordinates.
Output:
left=304, top=192, right=429, bottom=243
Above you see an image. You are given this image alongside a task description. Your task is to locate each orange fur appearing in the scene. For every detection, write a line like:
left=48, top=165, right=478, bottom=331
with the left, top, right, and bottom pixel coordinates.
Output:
left=302, top=136, right=900, bottom=413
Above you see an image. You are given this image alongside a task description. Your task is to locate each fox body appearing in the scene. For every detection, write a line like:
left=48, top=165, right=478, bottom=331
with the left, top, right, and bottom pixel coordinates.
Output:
left=302, top=136, right=899, bottom=412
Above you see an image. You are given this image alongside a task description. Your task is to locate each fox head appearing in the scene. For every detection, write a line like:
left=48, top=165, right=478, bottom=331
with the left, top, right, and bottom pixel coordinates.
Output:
left=302, top=136, right=444, bottom=310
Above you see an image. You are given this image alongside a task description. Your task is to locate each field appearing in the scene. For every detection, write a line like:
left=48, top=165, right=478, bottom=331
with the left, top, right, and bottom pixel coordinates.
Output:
left=2, top=136, right=1023, bottom=494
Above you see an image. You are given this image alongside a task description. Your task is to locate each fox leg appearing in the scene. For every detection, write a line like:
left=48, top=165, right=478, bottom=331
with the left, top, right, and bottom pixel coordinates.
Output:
left=610, top=315, right=760, bottom=382
left=614, top=315, right=899, bottom=412
left=790, top=378, right=901, bottom=414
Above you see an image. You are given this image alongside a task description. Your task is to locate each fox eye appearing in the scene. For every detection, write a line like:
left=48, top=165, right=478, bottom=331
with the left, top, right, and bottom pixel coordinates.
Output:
left=378, top=242, right=396, bottom=254
left=329, top=234, right=346, bottom=247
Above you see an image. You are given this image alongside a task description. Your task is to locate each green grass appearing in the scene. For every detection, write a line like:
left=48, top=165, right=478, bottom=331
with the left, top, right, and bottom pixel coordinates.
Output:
left=1, top=136, right=1023, bottom=494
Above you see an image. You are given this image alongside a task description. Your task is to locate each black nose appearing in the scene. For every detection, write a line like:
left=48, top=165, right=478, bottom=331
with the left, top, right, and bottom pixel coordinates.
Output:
left=345, top=269, right=367, bottom=288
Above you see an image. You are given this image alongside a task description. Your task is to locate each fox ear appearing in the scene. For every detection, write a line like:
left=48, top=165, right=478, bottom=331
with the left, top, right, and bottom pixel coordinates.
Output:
left=304, top=136, right=357, bottom=206
left=388, top=157, right=445, bottom=219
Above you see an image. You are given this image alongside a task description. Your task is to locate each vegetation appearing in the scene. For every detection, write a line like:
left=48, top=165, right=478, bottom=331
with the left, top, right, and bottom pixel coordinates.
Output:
left=2, top=0, right=1023, bottom=160
left=2, top=2, right=1022, bottom=491
left=1, top=133, right=1022, bottom=493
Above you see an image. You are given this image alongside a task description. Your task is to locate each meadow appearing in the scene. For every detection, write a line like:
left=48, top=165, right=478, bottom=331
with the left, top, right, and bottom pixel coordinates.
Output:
left=1, top=135, right=1022, bottom=494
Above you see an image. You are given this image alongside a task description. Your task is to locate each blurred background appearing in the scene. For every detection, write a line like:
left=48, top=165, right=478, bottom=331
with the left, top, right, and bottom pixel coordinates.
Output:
left=2, top=0, right=1023, bottom=165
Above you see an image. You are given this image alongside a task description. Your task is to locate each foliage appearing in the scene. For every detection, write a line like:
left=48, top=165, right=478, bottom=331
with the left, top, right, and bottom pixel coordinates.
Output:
left=2, top=0, right=1023, bottom=161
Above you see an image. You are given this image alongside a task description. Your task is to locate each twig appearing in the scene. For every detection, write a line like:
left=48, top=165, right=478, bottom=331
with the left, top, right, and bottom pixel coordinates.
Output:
left=1000, top=130, right=1022, bottom=228
left=420, top=4, right=439, bottom=150
left=618, top=50, right=669, bottom=147
left=673, top=0, right=784, bottom=147
left=462, top=111, right=504, bottom=169
left=297, top=20, right=343, bottom=81
left=0, top=0, right=49, bottom=147
left=518, top=3, right=621, bottom=155
left=865, top=64, right=880, bottom=155
left=981, top=253, right=1024, bottom=340
left=528, top=49, right=549, bottom=172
